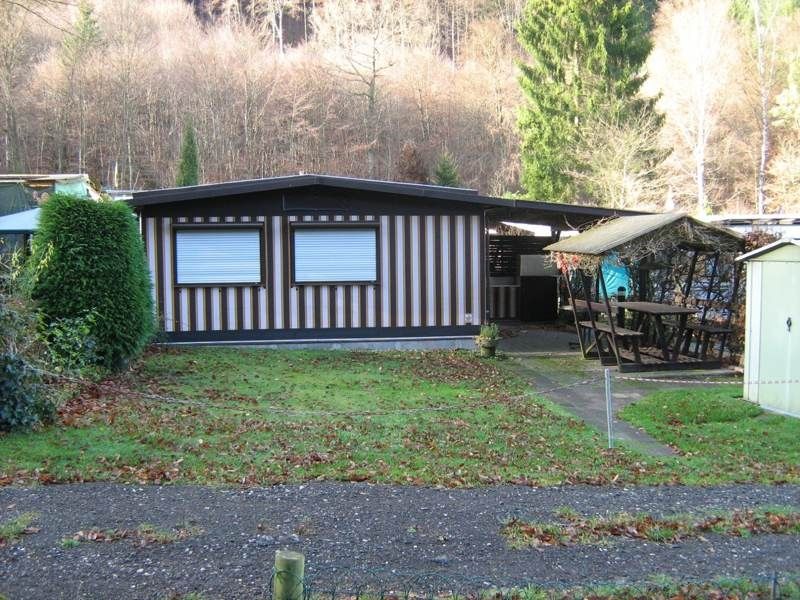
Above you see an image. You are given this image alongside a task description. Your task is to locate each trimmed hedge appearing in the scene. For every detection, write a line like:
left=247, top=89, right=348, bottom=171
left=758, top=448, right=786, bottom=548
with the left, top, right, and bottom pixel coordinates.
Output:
left=30, top=193, right=153, bottom=370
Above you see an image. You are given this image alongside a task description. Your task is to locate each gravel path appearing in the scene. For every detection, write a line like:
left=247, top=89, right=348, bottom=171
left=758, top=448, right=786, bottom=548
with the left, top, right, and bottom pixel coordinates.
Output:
left=2, top=483, right=799, bottom=599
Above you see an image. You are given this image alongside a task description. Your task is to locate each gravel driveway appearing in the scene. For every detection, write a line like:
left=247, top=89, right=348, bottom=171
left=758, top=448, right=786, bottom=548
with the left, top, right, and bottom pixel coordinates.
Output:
left=2, top=482, right=799, bottom=599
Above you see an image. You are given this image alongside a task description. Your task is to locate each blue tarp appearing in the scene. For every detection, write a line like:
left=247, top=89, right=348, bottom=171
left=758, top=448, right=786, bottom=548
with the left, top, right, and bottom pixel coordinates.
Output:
left=601, top=257, right=631, bottom=298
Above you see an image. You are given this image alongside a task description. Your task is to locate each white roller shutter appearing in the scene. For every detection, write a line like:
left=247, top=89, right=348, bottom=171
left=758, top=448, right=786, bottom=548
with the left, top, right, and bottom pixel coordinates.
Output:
left=294, top=227, right=377, bottom=283
left=175, top=229, right=261, bottom=285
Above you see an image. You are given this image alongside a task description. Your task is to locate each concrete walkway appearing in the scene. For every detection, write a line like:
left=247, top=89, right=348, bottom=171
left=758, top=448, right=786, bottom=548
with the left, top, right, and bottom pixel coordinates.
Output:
left=509, top=356, right=678, bottom=457
left=497, top=325, right=580, bottom=355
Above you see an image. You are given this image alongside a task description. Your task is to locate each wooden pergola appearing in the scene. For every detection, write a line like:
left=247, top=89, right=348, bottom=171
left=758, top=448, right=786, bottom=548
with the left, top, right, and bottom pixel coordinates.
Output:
left=545, top=213, right=745, bottom=371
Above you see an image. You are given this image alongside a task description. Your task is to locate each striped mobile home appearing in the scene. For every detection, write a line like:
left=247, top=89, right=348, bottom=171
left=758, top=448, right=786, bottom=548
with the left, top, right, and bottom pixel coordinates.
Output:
left=129, top=175, right=637, bottom=347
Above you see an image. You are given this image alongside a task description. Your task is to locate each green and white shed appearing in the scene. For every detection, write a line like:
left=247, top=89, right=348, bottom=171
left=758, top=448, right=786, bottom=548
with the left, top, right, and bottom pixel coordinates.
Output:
left=738, top=239, right=800, bottom=417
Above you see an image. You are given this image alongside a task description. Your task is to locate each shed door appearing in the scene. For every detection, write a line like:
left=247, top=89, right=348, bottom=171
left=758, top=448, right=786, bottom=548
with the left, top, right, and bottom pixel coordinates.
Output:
left=759, top=262, right=800, bottom=416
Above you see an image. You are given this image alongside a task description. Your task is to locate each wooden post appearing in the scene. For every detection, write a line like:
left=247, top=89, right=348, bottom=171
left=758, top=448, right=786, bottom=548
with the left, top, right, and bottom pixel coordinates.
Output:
left=564, top=269, right=588, bottom=358
left=683, top=249, right=700, bottom=306
left=580, top=269, right=605, bottom=360
left=273, top=550, right=305, bottom=600
left=597, top=266, right=623, bottom=368
left=616, top=286, right=626, bottom=328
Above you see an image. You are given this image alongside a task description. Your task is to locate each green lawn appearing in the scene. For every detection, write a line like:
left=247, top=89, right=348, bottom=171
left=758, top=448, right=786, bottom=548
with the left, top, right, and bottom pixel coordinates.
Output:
left=0, top=348, right=642, bottom=487
left=1, top=348, right=798, bottom=487
left=620, top=387, right=800, bottom=484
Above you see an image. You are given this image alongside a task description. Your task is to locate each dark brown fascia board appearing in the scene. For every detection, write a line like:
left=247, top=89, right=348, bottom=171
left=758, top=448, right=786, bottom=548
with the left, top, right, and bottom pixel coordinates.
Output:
left=127, top=174, right=645, bottom=222
left=128, top=175, right=510, bottom=209
left=486, top=201, right=648, bottom=222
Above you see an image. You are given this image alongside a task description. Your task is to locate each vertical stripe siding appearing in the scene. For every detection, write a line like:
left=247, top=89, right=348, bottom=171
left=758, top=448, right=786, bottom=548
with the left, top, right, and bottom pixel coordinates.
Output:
left=410, top=216, right=421, bottom=327
left=272, top=216, right=283, bottom=329
left=469, top=216, right=480, bottom=324
left=351, top=285, right=360, bottom=328
left=455, top=216, right=466, bottom=326
left=321, top=287, right=330, bottom=328
left=440, top=216, right=450, bottom=326
left=336, top=286, right=345, bottom=328
left=146, top=218, right=158, bottom=309
left=394, top=216, right=405, bottom=327
left=211, top=288, right=221, bottom=330
left=380, top=216, right=391, bottom=327
left=196, top=288, right=205, bottom=331
left=146, top=212, right=483, bottom=335
left=243, top=288, right=253, bottom=330
left=161, top=217, right=174, bottom=332
left=426, top=216, right=436, bottom=326
left=367, top=286, right=376, bottom=327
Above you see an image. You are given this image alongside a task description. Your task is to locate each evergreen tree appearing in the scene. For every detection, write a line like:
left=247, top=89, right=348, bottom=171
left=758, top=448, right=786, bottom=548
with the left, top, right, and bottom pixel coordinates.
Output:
left=517, top=0, right=656, bottom=202
left=176, top=120, right=199, bottom=187
left=433, top=151, right=460, bottom=187
left=397, top=141, right=428, bottom=183
left=61, top=0, right=102, bottom=68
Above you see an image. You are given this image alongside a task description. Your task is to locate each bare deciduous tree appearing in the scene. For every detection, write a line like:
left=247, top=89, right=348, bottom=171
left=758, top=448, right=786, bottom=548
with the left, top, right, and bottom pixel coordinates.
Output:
left=569, top=108, right=669, bottom=210
left=647, top=0, right=742, bottom=215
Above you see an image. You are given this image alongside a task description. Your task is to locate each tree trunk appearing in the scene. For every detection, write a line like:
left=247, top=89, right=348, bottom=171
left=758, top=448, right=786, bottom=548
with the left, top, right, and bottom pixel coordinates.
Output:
left=753, top=0, right=769, bottom=215
left=696, top=126, right=706, bottom=215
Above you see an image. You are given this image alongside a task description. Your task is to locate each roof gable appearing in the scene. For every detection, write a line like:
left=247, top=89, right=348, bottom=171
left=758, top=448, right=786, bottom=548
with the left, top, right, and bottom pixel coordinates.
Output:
left=129, top=174, right=503, bottom=208
left=737, top=238, right=800, bottom=261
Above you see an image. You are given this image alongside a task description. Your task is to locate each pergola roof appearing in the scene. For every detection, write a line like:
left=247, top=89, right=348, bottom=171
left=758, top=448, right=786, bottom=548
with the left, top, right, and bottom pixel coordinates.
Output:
left=544, top=212, right=742, bottom=256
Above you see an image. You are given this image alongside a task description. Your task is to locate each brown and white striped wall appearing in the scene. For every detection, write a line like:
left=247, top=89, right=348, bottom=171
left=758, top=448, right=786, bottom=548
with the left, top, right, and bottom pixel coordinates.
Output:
left=141, top=212, right=484, bottom=344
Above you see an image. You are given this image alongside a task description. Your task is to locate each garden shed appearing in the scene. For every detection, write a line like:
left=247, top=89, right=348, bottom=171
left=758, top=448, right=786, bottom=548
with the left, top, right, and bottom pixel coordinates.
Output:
left=738, top=239, right=800, bottom=418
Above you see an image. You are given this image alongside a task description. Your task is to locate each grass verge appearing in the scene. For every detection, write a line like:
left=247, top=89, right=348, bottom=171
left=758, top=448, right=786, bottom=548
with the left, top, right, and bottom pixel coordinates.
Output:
left=507, top=576, right=800, bottom=599
left=502, top=506, right=800, bottom=548
left=62, top=522, right=201, bottom=548
left=0, top=512, right=39, bottom=547
left=619, top=387, right=800, bottom=484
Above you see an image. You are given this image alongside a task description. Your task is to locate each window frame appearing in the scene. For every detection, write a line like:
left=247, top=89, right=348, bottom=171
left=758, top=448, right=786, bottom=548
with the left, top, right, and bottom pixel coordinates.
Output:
left=171, top=223, right=266, bottom=288
left=290, top=222, right=381, bottom=286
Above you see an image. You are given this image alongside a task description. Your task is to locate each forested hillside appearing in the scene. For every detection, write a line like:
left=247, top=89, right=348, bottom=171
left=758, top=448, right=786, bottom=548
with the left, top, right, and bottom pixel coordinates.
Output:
left=1, top=0, right=799, bottom=213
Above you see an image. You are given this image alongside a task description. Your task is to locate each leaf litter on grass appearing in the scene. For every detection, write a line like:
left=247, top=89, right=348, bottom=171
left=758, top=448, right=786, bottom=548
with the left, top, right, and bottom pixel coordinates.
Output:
left=63, top=523, right=201, bottom=548
left=502, top=506, right=800, bottom=548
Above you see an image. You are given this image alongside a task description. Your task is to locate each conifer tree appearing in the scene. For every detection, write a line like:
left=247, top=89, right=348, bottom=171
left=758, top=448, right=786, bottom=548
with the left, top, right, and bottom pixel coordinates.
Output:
left=517, top=0, right=657, bottom=202
left=433, top=151, right=460, bottom=187
left=61, top=0, right=102, bottom=69
left=176, top=121, right=199, bottom=187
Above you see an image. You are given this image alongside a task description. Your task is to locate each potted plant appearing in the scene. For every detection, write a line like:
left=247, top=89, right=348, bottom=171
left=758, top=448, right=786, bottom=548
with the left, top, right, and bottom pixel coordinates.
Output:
left=475, top=323, right=500, bottom=358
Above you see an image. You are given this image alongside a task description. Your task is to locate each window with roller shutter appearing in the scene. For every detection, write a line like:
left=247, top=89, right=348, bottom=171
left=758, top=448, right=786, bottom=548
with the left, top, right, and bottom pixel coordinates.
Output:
left=174, top=228, right=262, bottom=285
left=292, top=226, right=378, bottom=284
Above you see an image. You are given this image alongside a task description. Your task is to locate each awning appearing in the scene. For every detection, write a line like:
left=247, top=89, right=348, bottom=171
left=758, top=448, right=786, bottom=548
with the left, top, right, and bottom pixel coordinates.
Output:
left=0, top=207, right=41, bottom=234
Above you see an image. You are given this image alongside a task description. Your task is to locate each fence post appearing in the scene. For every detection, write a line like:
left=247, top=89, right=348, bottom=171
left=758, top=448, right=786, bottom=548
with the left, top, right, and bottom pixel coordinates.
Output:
left=273, top=550, right=305, bottom=600
left=604, top=368, right=614, bottom=449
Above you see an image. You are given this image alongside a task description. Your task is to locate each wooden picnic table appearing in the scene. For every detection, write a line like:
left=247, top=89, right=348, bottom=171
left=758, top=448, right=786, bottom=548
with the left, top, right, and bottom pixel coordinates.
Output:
left=563, top=300, right=698, bottom=362
left=616, top=301, right=697, bottom=361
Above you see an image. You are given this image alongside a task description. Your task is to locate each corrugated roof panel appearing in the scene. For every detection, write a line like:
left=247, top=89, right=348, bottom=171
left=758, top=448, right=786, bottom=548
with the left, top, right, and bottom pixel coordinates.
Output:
left=545, top=212, right=743, bottom=255
left=544, top=213, right=687, bottom=255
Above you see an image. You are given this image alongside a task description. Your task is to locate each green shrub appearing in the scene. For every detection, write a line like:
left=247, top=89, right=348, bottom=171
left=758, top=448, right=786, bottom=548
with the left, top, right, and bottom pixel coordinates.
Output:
left=41, top=310, right=98, bottom=373
left=29, top=193, right=154, bottom=370
left=0, top=352, right=54, bottom=431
